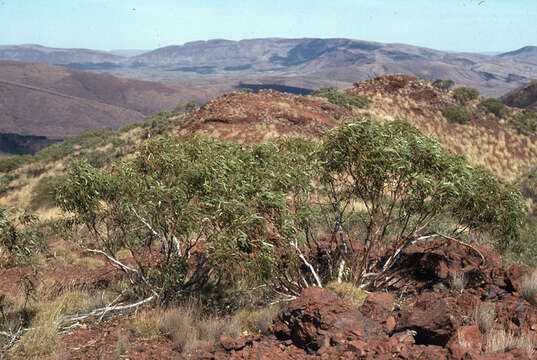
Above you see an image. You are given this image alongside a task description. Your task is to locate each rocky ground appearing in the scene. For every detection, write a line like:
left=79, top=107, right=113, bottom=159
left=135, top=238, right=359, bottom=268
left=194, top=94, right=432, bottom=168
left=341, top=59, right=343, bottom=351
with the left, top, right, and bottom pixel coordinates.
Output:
left=190, top=238, right=537, bottom=359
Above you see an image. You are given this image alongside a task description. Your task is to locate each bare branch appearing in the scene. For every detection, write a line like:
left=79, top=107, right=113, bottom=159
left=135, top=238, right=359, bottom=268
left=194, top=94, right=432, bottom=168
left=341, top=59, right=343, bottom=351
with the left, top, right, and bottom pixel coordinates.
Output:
left=84, top=248, right=138, bottom=274
left=57, top=295, right=156, bottom=325
left=290, top=240, right=322, bottom=288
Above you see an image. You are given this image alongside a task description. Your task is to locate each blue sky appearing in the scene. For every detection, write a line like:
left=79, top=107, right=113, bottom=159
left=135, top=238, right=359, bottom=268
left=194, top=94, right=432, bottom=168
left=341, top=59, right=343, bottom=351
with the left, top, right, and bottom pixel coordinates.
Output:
left=1, top=0, right=535, bottom=53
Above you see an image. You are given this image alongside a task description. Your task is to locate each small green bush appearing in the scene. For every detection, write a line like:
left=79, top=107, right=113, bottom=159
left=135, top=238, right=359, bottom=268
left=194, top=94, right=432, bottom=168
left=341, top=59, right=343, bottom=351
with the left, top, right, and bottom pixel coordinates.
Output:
left=481, top=98, right=507, bottom=118
left=443, top=105, right=471, bottom=124
left=0, top=155, right=31, bottom=173
left=453, top=87, right=480, bottom=104
left=432, top=79, right=455, bottom=91
left=312, top=87, right=370, bottom=109
left=119, top=122, right=144, bottom=133
left=511, top=112, right=537, bottom=135
left=172, top=100, right=197, bottom=114
left=0, top=207, right=46, bottom=267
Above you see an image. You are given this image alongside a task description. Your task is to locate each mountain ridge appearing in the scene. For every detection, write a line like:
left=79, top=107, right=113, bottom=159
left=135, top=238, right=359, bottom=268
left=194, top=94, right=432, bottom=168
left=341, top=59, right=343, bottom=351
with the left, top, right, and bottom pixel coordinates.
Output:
left=2, top=39, right=536, bottom=97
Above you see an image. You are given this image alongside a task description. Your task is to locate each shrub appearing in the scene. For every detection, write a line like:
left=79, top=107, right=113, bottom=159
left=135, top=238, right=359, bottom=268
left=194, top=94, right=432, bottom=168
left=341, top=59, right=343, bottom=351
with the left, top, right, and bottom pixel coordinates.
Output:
left=0, top=155, right=31, bottom=173
left=511, top=111, right=537, bottom=135
left=0, top=173, right=17, bottom=195
left=57, top=121, right=524, bottom=298
left=319, top=120, right=523, bottom=285
left=172, top=100, right=197, bottom=114
left=432, top=79, right=455, bottom=90
left=453, top=87, right=480, bottom=104
left=312, top=87, right=370, bottom=109
left=443, top=105, right=471, bottom=124
left=57, top=137, right=319, bottom=302
left=481, top=98, right=507, bottom=118
left=0, top=207, right=46, bottom=268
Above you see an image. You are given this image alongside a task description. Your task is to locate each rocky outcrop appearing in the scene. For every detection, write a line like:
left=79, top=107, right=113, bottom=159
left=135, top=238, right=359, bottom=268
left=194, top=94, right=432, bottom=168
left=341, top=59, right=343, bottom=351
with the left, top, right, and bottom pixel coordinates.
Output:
left=192, top=238, right=537, bottom=359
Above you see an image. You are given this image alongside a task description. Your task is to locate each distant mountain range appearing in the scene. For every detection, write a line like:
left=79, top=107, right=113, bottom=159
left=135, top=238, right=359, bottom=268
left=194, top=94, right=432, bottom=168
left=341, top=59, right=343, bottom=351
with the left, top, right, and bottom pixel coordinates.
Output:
left=1, top=39, right=537, bottom=97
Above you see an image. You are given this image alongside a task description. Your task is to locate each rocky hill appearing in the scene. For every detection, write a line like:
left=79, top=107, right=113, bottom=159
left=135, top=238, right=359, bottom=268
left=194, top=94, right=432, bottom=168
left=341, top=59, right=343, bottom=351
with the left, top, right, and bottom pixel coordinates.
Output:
left=501, top=80, right=537, bottom=112
left=1, top=74, right=537, bottom=359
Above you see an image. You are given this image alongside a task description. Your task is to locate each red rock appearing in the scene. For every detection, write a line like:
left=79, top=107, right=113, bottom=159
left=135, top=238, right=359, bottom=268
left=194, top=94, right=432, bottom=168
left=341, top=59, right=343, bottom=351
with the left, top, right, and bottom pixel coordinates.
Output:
left=395, top=292, right=463, bottom=346
left=506, top=264, right=531, bottom=293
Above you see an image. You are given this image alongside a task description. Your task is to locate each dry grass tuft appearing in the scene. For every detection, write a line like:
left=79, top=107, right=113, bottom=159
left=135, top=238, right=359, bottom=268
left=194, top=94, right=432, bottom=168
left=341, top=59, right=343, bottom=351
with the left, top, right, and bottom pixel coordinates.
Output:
left=326, top=281, right=369, bottom=308
left=486, top=329, right=534, bottom=357
left=473, top=303, right=496, bottom=333
left=521, top=269, right=537, bottom=303
left=131, top=310, right=162, bottom=339
left=232, top=306, right=279, bottom=334
left=14, top=325, right=64, bottom=358
left=450, top=270, right=468, bottom=293
left=131, top=304, right=243, bottom=354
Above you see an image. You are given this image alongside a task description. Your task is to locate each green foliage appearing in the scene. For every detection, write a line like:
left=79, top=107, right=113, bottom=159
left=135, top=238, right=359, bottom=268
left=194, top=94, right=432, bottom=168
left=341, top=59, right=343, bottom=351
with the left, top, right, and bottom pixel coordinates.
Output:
left=443, top=105, right=471, bottom=124
left=312, top=87, right=370, bottom=109
left=57, top=137, right=319, bottom=302
left=481, top=98, right=507, bottom=118
left=0, top=207, right=46, bottom=268
left=319, top=120, right=523, bottom=283
left=119, top=121, right=144, bottom=133
left=172, top=100, right=197, bottom=114
left=0, top=155, right=31, bottom=173
left=56, top=121, right=524, bottom=296
left=453, top=87, right=480, bottom=104
left=236, top=88, right=253, bottom=93
left=78, top=149, right=112, bottom=168
left=511, top=111, right=537, bottom=135
left=0, top=173, right=18, bottom=195
left=432, top=79, right=455, bottom=91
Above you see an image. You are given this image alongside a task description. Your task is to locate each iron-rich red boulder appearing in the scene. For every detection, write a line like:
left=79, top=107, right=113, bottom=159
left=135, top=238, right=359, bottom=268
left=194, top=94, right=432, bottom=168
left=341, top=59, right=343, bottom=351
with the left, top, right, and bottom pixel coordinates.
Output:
left=360, top=291, right=396, bottom=332
left=395, top=292, right=463, bottom=346
left=506, top=264, right=531, bottom=294
left=271, top=286, right=387, bottom=355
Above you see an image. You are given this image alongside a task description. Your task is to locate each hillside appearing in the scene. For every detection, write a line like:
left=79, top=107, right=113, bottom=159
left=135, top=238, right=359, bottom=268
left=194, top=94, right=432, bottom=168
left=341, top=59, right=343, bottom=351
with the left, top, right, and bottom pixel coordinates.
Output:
left=3, top=39, right=537, bottom=97
left=0, top=61, right=234, bottom=141
left=2, top=75, right=537, bottom=359
left=0, top=44, right=123, bottom=64
left=501, top=80, right=537, bottom=112
left=2, top=74, right=536, bottom=217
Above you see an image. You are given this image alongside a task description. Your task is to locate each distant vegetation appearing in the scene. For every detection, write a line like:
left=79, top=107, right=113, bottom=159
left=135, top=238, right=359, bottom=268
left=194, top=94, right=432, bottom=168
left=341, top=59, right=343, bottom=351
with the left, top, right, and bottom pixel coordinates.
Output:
left=312, top=87, right=370, bottom=109
left=481, top=98, right=507, bottom=118
left=443, top=105, right=471, bottom=124
left=432, top=79, right=455, bottom=91
left=453, top=87, right=480, bottom=104
left=511, top=111, right=537, bottom=135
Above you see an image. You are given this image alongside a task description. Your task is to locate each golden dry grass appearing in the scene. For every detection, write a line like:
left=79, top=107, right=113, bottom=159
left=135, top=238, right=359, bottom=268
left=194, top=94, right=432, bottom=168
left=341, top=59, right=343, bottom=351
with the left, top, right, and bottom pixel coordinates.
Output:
left=521, top=269, right=537, bottom=302
left=486, top=329, right=534, bottom=357
left=13, top=325, right=64, bottom=358
left=130, top=304, right=244, bottom=354
left=473, top=303, right=496, bottom=333
left=326, top=281, right=369, bottom=308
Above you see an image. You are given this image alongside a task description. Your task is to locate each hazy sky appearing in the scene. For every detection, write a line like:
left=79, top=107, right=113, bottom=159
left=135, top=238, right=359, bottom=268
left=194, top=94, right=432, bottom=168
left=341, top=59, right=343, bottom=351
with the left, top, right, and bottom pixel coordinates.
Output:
left=1, top=0, right=535, bottom=53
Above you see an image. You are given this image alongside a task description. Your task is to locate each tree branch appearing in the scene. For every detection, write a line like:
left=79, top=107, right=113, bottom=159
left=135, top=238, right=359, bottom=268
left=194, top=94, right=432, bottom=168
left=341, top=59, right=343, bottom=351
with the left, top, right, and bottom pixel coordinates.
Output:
left=290, top=240, right=322, bottom=288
